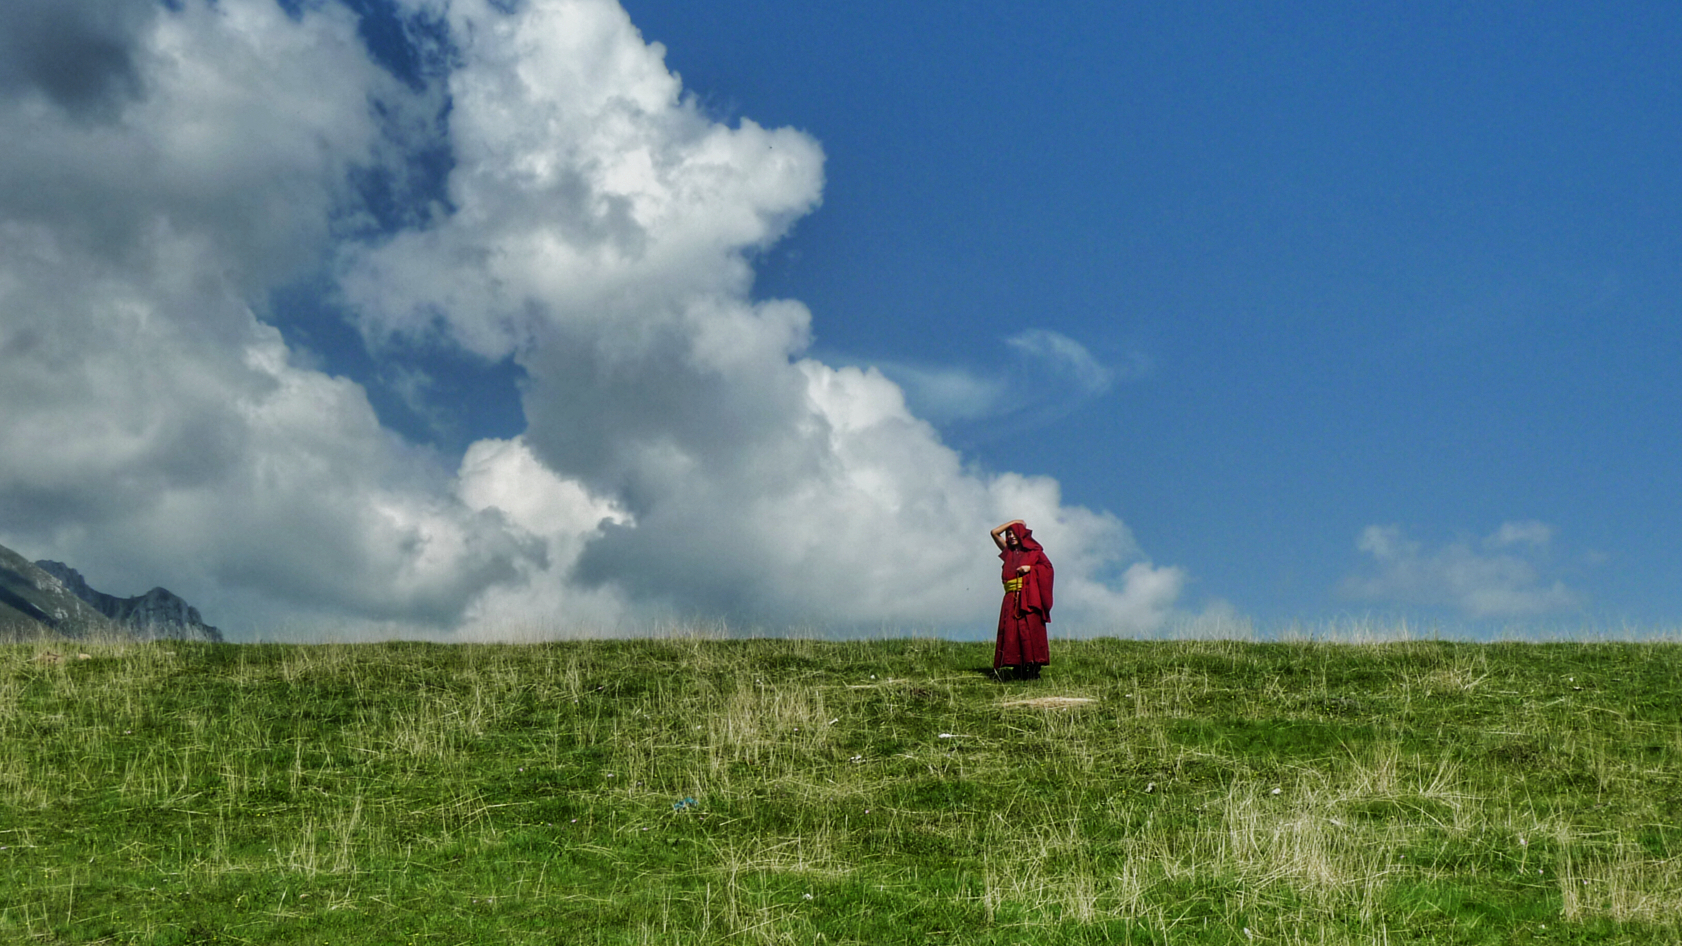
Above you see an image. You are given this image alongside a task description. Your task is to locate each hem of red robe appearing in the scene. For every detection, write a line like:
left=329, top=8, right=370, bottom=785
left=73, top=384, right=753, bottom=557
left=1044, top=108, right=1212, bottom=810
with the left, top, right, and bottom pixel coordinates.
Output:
left=994, top=602, right=1050, bottom=669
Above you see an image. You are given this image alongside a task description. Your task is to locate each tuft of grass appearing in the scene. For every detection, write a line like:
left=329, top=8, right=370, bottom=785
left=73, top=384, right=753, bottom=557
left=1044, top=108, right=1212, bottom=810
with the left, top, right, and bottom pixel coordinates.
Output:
left=1, top=635, right=1680, bottom=943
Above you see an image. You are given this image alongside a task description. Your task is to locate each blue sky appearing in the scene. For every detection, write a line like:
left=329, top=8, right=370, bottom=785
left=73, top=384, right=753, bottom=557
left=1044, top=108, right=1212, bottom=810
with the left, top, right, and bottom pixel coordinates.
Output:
left=1, top=0, right=1677, bottom=636
left=617, top=0, right=1682, bottom=627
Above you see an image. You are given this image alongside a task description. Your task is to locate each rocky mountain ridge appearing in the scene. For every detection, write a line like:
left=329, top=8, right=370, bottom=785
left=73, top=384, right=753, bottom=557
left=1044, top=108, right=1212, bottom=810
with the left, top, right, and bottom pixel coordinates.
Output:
left=0, top=542, right=221, bottom=642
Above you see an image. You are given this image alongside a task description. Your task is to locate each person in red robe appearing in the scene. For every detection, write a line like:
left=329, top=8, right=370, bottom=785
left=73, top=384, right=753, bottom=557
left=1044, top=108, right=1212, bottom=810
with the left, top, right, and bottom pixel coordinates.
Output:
left=991, top=519, right=1053, bottom=678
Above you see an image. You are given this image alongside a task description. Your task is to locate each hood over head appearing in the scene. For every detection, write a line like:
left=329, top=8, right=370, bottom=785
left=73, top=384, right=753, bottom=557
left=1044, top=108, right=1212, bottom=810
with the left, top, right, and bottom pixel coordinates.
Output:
left=1008, top=522, right=1044, bottom=553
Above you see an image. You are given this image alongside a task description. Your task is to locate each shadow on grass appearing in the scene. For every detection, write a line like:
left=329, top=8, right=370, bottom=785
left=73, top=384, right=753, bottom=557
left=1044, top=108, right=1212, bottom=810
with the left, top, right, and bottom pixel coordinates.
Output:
left=963, top=665, right=1045, bottom=683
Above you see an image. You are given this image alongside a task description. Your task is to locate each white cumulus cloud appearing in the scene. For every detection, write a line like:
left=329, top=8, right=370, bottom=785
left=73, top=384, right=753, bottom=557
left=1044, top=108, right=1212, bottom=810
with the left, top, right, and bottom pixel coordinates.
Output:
left=0, top=0, right=1185, bottom=637
left=343, top=0, right=1183, bottom=633
left=0, top=0, right=532, bottom=631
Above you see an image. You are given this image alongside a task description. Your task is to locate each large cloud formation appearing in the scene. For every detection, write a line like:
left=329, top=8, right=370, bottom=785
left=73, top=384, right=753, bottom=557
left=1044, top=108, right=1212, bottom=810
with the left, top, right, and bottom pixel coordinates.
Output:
left=0, top=0, right=531, bottom=629
left=0, top=0, right=1184, bottom=637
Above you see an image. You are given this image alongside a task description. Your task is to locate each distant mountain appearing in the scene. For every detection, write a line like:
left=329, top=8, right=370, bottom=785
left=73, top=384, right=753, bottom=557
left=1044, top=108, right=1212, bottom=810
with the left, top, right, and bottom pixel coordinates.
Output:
left=0, top=541, right=222, bottom=642
left=0, top=544, right=112, bottom=639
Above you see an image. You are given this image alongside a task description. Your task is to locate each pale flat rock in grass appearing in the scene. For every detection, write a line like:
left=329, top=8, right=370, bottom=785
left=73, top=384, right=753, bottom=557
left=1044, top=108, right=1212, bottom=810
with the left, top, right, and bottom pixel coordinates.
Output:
left=997, top=696, right=1098, bottom=709
left=31, top=652, right=90, bottom=664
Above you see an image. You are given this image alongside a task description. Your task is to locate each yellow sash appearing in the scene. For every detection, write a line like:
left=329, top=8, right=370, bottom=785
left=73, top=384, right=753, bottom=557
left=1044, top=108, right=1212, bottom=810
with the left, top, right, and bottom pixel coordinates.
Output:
left=1002, top=577, right=1024, bottom=593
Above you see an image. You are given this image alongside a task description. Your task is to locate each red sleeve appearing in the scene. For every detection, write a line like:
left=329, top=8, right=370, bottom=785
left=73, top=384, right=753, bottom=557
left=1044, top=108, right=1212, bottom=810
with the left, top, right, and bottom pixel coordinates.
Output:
left=1019, top=551, right=1054, bottom=621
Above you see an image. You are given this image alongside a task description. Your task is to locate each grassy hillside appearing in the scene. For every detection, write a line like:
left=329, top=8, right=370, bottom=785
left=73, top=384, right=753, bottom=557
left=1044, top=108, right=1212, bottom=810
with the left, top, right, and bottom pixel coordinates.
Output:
left=3, top=635, right=1680, bottom=944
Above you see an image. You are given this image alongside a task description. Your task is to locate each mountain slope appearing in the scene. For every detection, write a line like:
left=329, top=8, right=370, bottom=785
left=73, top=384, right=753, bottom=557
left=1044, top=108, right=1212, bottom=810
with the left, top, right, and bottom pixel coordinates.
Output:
left=0, top=542, right=222, bottom=642
left=0, top=544, right=113, bottom=639
left=34, top=561, right=223, bottom=642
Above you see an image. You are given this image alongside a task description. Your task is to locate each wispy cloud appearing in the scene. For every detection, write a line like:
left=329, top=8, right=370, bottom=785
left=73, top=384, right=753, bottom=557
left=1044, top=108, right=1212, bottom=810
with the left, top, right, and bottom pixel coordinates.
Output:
left=864, top=362, right=1004, bottom=424
left=1006, top=328, right=1117, bottom=396
left=1485, top=520, right=1553, bottom=549
left=870, top=328, right=1147, bottom=427
left=1341, top=522, right=1580, bottom=618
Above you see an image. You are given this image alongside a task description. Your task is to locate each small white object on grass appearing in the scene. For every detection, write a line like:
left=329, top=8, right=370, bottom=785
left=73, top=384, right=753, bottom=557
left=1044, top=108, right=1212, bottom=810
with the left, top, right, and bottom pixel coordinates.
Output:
left=1270, top=788, right=1282, bottom=795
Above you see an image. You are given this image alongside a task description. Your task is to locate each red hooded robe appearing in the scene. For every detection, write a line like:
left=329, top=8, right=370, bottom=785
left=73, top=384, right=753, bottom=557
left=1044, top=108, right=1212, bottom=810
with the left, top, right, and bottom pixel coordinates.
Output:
left=995, top=522, right=1053, bottom=669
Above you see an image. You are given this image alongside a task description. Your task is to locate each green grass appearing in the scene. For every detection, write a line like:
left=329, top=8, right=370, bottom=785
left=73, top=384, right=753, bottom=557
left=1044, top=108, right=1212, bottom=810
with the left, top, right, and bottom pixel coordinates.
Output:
left=3, top=635, right=1681, bottom=944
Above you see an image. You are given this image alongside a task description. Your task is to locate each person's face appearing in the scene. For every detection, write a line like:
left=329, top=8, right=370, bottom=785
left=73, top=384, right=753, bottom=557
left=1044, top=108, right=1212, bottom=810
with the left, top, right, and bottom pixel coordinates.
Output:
left=1004, top=529, right=1020, bottom=548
